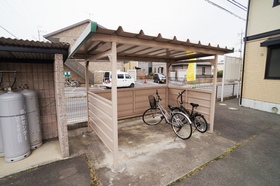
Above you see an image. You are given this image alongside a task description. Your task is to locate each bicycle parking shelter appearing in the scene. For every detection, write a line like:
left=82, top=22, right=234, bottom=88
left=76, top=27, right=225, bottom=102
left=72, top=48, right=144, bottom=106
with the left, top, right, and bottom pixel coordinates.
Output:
left=68, top=21, right=233, bottom=170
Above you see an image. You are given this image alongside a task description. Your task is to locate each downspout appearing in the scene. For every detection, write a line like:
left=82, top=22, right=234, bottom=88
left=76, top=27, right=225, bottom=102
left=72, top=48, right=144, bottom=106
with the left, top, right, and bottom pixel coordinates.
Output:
left=240, top=0, right=251, bottom=106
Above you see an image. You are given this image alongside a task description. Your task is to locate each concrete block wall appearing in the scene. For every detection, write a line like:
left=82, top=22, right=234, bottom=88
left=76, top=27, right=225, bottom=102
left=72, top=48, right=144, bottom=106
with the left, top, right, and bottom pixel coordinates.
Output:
left=89, top=61, right=124, bottom=84
left=64, top=65, right=85, bottom=84
left=0, top=62, right=58, bottom=140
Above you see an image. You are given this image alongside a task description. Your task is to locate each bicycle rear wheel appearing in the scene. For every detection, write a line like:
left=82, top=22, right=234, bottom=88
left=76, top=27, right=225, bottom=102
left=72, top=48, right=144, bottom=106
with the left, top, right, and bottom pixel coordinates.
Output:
left=194, top=114, right=208, bottom=133
left=171, top=112, right=192, bottom=140
left=142, top=108, right=163, bottom=125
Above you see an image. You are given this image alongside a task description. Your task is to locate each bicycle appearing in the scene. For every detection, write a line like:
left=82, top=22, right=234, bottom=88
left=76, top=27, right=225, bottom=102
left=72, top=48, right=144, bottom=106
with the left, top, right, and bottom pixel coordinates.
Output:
left=172, top=90, right=208, bottom=133
left=65, top=78, right=80, bottom=87
left=142, top=90, right=192, bottom=140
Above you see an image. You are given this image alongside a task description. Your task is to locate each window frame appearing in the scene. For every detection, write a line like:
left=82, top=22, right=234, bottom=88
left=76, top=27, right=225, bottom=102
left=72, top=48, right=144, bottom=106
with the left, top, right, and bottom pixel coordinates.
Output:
left=273, top=0, right=280, bottom=7
left=264, top=44, right=280, bottom=79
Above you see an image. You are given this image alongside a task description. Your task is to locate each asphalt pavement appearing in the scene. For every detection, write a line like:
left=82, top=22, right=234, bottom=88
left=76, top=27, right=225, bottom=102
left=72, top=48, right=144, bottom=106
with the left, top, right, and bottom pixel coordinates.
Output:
left=174, top=98, right=280, bottom=186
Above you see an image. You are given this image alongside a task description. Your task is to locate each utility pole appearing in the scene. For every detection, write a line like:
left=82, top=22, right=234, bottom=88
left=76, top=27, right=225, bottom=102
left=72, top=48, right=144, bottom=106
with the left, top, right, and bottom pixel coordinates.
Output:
left=238, top=30, right=244, bottom=58
left=37, top=26, right=46, bottom=41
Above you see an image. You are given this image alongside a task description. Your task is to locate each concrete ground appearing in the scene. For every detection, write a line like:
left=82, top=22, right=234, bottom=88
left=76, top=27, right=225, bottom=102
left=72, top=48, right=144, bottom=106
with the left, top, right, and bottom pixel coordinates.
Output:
left=1, top=98, right=280, bottom=186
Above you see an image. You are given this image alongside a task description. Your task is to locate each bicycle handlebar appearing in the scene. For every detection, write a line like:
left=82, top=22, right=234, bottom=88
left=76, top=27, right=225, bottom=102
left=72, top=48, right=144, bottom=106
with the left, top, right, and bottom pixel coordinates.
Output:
left=177, top=90, right=186, bottom=104
left=156, top=90, right=162, bottom=101
left=177, top=90, right=186, bottom=98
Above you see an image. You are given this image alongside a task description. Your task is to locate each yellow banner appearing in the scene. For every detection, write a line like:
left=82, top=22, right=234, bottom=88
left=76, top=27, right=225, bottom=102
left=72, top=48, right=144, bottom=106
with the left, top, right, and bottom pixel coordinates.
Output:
left=187, top=63, right=196, bottom=81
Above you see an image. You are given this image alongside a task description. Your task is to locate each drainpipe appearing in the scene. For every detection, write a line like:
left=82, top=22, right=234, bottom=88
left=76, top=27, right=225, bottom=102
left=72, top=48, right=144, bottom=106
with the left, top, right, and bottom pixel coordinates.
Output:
left=240, top=0, right=251, bottom=106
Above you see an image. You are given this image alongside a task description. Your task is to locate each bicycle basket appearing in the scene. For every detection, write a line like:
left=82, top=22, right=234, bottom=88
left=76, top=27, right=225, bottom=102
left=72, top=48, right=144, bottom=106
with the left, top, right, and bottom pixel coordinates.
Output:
left=148, top=95, right=157, bottom=109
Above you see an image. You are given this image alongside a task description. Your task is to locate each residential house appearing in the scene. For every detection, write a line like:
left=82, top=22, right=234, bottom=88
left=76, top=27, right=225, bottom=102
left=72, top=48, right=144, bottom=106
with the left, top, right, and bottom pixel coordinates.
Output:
left=241, top=0, right=280, bottom=114
left=44, top=19, right=124, bottom=84
left=170, top=62, right=212, bottom=80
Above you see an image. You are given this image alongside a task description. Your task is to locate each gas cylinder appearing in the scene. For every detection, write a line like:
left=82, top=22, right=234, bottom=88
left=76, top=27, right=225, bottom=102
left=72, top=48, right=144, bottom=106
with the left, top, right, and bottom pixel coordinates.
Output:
left=0, top=88, right=4, bottom=157
left=0, top=88, right=30, bottom=162
left=21, top=87, right=42, bottom=150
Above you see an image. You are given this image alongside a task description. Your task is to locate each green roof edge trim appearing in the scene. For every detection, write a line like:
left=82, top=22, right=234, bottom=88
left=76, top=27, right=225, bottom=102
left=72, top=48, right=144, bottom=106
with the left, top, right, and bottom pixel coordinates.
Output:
left=68, top=21, right=97, bottom=58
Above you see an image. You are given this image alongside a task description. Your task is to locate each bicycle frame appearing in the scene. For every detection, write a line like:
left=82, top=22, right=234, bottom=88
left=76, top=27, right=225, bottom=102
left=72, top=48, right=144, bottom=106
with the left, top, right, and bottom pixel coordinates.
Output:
left=143, top=90, right=194, bottom=139
left=157, top=102, right=171, bottom=123
left=154, top=90, right=191, bottom=125
left=176, top=90, right=197, bottom=121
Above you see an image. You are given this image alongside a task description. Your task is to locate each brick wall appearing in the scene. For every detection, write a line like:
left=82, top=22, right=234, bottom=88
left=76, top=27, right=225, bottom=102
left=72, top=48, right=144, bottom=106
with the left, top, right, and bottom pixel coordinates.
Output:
left=0, top=62, right=58, bottom=140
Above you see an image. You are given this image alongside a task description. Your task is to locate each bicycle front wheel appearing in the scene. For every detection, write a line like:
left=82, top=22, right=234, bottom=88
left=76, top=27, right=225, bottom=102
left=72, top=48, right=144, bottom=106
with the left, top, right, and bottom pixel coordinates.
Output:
left=194, top=114, right=208, bottom=133
left=142, top=108, right=163, bottom=126
left=171, top=112, right=192, bottom=140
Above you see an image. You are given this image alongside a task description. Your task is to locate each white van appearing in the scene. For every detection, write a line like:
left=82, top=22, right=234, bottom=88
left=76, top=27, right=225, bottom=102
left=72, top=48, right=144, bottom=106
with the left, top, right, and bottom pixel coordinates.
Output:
left=103, top=71, right=135, bottom=88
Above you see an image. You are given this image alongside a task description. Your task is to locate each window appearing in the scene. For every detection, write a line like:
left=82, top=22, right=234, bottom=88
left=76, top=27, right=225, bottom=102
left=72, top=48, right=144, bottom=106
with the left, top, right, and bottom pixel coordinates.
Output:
left=125, top=74, right=131, bottom=79
left=273, top=0, right=280, bottom=7
left=202, top=67, right=205, bottom=75
left=265, top=44, right=280, bottom=79
left=118, top=74, right=124, bottom=79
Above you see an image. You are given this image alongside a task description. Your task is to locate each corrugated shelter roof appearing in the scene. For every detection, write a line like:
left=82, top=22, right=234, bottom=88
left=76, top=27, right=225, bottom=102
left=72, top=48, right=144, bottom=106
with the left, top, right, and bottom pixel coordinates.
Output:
left=69, top=21, right=233, bottom=63
left=0, top=37, right=69, bottom=63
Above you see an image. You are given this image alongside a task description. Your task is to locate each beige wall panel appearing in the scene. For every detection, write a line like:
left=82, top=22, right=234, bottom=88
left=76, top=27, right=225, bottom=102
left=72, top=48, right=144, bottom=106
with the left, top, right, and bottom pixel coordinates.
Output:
left=118, top=110, right=134, bottom=118
left=88, top=102, right=113, bottom=129
left=88, top=94, right=112, bottom=117
left=118, top=103, right=133, bottom=112
left=92, top=91, right=111, bottom=100
left=247, top=1, right=280, bottom=36
left=90, top=87, right=213, bottom=130
left=89, top=117, right=113, bottom=152
left=88, top=92, right=114, bottom=153
left=168, top=87, right=211, bottom=122
left=90, top=87, right=211, bottom=121
left=135, top=95, right=149, bottom=102
left=89, top=110, right=113, bottom=138
left=187, top=98, right=211, bottom=108
left=243, top=39, right=280, bottom=104
left=135, top=100, right=150, bottom=112
left=118, top=98, right=133, bottom=105
left=187, top=90, right=212, bottom=101
left=118, top=90, right=133, bottom=97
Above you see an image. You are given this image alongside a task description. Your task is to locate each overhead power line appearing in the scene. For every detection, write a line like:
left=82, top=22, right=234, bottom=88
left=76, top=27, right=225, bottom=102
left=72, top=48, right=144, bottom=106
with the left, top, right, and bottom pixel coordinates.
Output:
left=227, top=0, right=247, bottom=11
left=232, top=0, right=247, bottom=9
left=0, top=25, right=17, bottom=38
left=204, top=0, right=246, bottom=21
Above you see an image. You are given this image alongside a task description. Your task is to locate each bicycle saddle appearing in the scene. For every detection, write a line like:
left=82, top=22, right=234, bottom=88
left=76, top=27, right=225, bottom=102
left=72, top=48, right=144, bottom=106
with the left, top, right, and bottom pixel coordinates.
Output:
left=190, top=103, right=199, bottom=108
left=168, top=105, right=177, bottom=111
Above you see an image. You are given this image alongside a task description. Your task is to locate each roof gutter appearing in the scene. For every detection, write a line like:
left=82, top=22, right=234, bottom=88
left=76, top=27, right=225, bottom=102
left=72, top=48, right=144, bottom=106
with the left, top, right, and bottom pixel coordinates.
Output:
left=240, top=0, right=251, bottom=106
left=68, top=21, right=98, bottom=59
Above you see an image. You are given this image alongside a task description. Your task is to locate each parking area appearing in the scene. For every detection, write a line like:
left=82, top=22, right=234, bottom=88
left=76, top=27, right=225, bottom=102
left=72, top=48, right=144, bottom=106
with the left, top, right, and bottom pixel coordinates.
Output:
left=1, top=98, right=280, bottom=185
left=68, top=98, right=280, bottom=185
left=68, top=115, right=235, bottom=185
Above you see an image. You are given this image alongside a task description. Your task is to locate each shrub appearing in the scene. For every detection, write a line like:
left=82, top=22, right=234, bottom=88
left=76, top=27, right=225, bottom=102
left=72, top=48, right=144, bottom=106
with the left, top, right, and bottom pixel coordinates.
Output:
left=217, top=70, right=223, bottom=78
left=149, top=72, right=154, bottom=77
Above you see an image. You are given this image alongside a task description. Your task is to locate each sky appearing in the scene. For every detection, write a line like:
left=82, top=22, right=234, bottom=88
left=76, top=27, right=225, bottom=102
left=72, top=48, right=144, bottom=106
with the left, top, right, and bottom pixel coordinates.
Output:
left=0, top=0, right=248, bottom=56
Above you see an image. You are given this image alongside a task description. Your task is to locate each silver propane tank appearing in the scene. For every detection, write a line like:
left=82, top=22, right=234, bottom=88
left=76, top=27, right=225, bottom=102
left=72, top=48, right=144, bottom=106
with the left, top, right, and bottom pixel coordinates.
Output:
left=0, top=88, right=30, bottom=162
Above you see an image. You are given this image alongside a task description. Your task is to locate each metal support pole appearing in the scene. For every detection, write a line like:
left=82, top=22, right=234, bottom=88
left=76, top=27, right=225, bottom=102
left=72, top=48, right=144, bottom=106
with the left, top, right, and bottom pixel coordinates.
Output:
left=209, top=55, right=218, bottom=133
left=111, top=41, right=119, bottom=170
left=85, top=61, right=90, bottom=132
